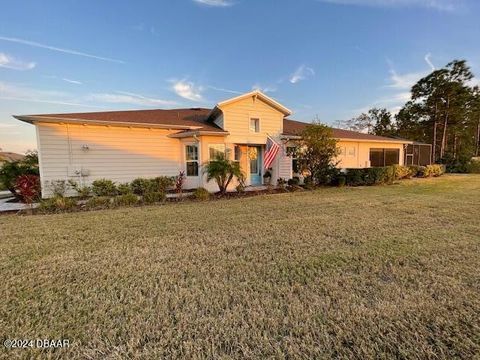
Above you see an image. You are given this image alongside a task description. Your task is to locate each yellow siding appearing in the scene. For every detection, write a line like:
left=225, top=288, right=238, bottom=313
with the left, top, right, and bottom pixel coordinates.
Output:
left=37, top=122, right=182, bottom=197
left=336, top=140, right=405, bottom=168
left=220, top=96, right=284, bottom=144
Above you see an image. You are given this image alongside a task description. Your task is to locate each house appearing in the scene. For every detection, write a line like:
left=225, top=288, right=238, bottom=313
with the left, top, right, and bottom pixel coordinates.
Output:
left=0, top=151, right=25, bottom=166
left=14, top=91, right=419, bottom=197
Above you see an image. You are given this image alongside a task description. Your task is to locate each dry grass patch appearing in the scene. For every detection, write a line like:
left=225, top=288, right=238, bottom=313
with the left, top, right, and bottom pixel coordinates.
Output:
left=1, top=175, right=479, bottom=359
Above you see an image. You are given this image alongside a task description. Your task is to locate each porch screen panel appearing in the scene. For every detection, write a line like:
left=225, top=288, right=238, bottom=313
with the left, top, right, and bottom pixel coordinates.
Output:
left=369, top=149, right=384, bottom=167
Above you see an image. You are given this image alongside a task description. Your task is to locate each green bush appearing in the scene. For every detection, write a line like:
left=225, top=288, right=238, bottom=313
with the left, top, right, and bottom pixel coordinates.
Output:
left=393, top=165, right=413, bottom=180
left=407, top=165, right=421, bottom=178
left=86, top=196, right=112, bottom=210
left=131, top=178, right=155, bottom=195
left=193, top=187, right=210, bottom=201
left=117, top=183, right=133, bottom=195
left=337, top=175, right=346, bottom=187
left=38, top=196, right=77, bottom=213
left=346, top=166, right=395, bottom=186
left=143, top=191, right=166, bottom=204
left=153, top=176, right=175, bottom=192
left=421, top=164, right=445, bottom=178
left=277, top=178, right=287, bottom=190
left=68, top=180, right=91, bottom=199
left=287, top=177, right=300, bottom=186
left=236, top=183, right=245, bottom=193
left=91, top=179, right=117, bottom=196
left=114, top=193, right=138, bottom=207
left=467, top=158, right=480, bottom=173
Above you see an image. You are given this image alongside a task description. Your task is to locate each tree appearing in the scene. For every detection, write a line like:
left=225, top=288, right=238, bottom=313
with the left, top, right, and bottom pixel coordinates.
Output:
left=0, top=150, right=39, bottom=201
left=203, top=153, right=244, bottom=195
left=340, top=108, right=394, bottom=136
left=298, top=123, right=339, bottom=185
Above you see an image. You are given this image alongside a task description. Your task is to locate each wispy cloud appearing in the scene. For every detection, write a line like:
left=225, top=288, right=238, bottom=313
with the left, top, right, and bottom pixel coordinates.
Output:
left=0, top=36, right=125, bottom=64
left=424, top=53, right=436, bottom=71
left=193, top=0, right=235, bottom=6
left=317, top=0, right=460, bottom=11
left=0, top=81, right=103, bottom=108
left=289, top=65, right=315, bottom=84
left=62, top=78, right=83, bottom=85
left=0, top=52, right=36, bottom=70
left=88, top=91, right=177, bottom=107
left=171, top=80, right=204, bottom=102
left=252, top=83, right=277, bottom=93
left=207, top=85, right=242, bottom=95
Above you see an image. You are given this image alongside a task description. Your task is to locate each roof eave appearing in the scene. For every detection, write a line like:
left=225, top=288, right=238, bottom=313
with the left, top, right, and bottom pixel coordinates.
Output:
left=217, top=90, right=292, bottom=116
left=281, top=133, right=413, bottom=144
left=168, top=130, right=229, bottom=138
left=13, top=115, right=202, bottom=130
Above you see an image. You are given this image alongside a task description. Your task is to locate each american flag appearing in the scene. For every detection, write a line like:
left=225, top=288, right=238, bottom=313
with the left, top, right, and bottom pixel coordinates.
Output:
left=264, top=135, right=280, bottom=169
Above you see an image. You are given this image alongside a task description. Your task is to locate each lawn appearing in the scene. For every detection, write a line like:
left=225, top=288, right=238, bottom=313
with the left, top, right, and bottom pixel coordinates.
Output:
left=1, top=175, right=479, bottom=359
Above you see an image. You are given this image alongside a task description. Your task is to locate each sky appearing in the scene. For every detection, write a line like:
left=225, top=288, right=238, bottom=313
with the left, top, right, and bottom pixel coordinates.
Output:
left=1, top=0, right=479, bottom=153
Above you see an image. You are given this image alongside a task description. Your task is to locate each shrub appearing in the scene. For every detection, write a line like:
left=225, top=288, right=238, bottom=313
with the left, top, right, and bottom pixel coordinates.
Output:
left=303, top=176, right=315, bottom=190
left=113, top=193, right=138, bottom=207
left=47, top=180, right=69, bottom=197
left=421, top=164, right=445, bottom=178
left=68, top=180, right=91, bottom=199
left=38, top=196, right=77, bottom=213
left=337, top=175, right=346, bottom=187
left=393, top=165, right=413, bottom=180
left=0, top=150, right=39, bottom=201
left=175, top=171, right=186, bottom=194
left=86, top=196, right=112, bottom=210
left=154, top=176, right=175, bottom=192
left=346, top=169, right=365, bottom=186
left=203, top=155, right=243, bottom=195
left=130, top=178, right=153, bottom=195
left=407, top=165, right=421, bottom=178
left=467, top=158, right=480, bottom=173
left=193, top=187, right=210, bottom=201
left=236, top=182, right=245, bottom=193
left=15, top=174, right=41, bottom=204
left=117, top=183, right=133, bottom=195
left=277, top=178, right=287, bottom=190
left=346, top=166, right=395, bottom=186
left=287, top=177, right=300, bottom=186
left=143, top=191, right=166, bottom=204
left=91, top=179, right=117, bottom=196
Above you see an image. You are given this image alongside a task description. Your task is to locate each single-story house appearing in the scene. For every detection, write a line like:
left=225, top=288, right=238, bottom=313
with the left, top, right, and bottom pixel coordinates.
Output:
left=14, top=91, right=426, bottom=197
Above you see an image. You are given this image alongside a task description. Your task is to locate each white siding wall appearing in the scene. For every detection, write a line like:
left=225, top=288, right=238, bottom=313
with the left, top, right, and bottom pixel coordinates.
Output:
left=36, top=122, right=183, bottom=197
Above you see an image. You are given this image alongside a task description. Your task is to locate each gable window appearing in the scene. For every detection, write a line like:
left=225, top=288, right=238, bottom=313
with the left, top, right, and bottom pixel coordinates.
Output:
left=369, top=148, right=400, bottom=167
left=185, top=144, right=199, bottom=176
left=250, top=118, right=260, bottom=133
left=209, top=144, right=226, bottom=160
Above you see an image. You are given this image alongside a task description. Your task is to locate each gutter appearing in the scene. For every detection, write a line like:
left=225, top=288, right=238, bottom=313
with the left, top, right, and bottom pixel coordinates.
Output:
left=281, top=134, right=413, bottom=144
left=168, top=130, right=229, bottom=138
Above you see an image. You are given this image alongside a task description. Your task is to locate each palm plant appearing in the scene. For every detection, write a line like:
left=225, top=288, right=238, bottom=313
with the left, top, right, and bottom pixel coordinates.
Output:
left=203, top=153, right=244, bottom=195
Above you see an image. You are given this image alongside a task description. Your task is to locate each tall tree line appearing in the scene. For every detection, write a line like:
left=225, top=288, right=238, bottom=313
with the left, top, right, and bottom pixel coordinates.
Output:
left=340, top=60, right=480, bottom=165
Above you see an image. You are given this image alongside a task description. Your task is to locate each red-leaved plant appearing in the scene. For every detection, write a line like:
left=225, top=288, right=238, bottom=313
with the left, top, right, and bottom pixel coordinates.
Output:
left=175, top=171, right=186, bottom=195
left=15, top=174, right=41, bottom=205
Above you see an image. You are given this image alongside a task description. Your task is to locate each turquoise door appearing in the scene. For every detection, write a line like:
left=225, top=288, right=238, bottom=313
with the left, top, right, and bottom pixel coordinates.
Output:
left=249, top=146, right=262, bottom=185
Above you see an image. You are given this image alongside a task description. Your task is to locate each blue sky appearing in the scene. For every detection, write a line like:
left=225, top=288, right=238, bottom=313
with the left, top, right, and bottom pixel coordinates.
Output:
left=1, top=0, right=479, bottom=153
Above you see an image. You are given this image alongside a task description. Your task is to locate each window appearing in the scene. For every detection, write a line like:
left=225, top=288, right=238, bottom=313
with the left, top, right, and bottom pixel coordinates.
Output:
left=250, top=118, right=260, bottom=133
left=234, top=145, right=242, bottom=162
left=369, top=148, right=400, bottom=167
left=287, top=146, right=299, bottom=174
left=347, top=146, right=356, bottom=157
left=338, top=146, right=346, bottom=156
left=209, top=144, right=226, bottom=160
left=185, top=145, right=198, bottom=176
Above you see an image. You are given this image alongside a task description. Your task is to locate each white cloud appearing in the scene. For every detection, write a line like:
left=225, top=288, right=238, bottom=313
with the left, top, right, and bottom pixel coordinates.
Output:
left=424, top=53, right=435, bottom=71
left=0, top=36, right=124, bottom=64
left=62, top=78, right=83, bottom=85
left=252, top=83, right=277, bottom=93
left=193, top=0, right=234, bottom=7
left=289, top=65, right=315, bottom=84
left=317, top=0, right=460, bottom=11
left=0, top=52, right=36, bottom=70
left=88, top=91, right=177, bottom=107
left=207, top=85, right=242, bottom=95
left=171, top=80, right=204, bottom=102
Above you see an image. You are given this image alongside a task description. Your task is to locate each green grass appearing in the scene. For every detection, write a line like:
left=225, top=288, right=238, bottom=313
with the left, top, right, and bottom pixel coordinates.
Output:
left=1, top=175, right=479, bottom=359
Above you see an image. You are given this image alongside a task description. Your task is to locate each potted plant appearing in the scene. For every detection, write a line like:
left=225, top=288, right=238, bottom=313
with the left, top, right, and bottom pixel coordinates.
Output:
left=263, top=169, right=272, bottom=185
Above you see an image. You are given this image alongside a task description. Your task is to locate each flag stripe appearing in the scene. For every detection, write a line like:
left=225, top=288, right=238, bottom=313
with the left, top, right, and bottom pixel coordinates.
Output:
left=264, top=136, right=280, bottom=169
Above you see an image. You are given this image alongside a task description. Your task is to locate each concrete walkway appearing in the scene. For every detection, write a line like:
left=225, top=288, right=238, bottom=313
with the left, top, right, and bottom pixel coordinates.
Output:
left=0, top=196, right=38, bottom=213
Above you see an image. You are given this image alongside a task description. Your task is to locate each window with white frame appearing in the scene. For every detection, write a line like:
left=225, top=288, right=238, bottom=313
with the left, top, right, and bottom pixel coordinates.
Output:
left=286, top=146, right=299, bottom=174
left=209, top=144, right=226, bottom=160
left=185, top=144, right=199, bottom=176
left=250, top=118, right=260, bottom=133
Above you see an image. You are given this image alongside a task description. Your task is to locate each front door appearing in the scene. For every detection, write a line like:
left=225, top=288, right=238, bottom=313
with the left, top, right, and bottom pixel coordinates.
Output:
left=249, top=146, right=262, bottom=185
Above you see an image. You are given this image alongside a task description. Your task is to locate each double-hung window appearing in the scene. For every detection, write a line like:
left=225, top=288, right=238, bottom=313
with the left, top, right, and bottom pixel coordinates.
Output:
left=250, top=118, right=260, bottom=133
left=185, top=144, right=199, bottom=176
left=209, top=144, right=226, bottom=160
left=287, top=146, right=299, bottom=174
